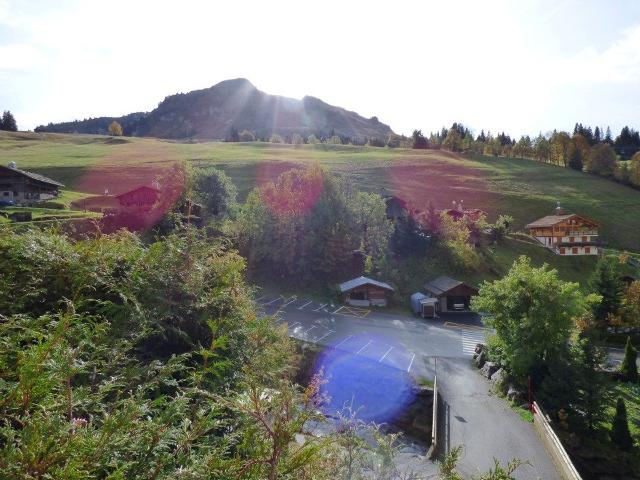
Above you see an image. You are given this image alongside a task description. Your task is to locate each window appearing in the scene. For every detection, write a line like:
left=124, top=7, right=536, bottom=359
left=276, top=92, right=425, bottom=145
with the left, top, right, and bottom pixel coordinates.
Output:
left=582, top=236, right=587, bottom=242
left=560, top=247, right=566, bottom=254
left=569, top=236, right=575, bottom=242
left=585, top=247, right=591, bottom=254
left=572, top=247, right=578, bottom=254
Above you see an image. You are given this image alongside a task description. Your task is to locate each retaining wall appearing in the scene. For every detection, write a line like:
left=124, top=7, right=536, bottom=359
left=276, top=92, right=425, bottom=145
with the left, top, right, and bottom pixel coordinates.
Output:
left=532, top=401, right=582, bottom=480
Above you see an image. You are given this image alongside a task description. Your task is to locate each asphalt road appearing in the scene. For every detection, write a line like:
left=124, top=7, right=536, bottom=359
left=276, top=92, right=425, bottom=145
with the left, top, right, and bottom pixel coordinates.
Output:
left=258, top=294, right=559, bottom=480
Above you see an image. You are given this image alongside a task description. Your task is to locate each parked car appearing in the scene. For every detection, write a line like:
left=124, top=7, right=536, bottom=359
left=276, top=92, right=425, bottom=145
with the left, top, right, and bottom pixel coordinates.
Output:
left=0, top=199, right=15, bottom=207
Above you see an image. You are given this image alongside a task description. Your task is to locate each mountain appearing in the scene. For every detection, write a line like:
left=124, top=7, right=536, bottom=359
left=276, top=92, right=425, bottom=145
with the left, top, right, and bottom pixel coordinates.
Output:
left=35, top=78, right=394, bottom=141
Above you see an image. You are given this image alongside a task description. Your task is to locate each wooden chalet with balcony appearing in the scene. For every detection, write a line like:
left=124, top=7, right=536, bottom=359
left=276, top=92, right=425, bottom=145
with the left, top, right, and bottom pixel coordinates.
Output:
left=0, top=162, right=64, bottom=205
left=526, top=204, right=600, bottom=256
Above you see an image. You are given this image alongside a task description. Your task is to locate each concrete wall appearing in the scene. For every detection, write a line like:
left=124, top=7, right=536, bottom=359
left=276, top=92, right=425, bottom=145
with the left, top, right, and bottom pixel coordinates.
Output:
left=532, top=402, right=582, bottom=480
left=426, top=376, right=438, bottom=459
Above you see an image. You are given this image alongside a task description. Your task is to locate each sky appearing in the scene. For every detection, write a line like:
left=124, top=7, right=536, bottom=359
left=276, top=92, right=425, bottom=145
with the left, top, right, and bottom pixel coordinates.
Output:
left=1, top=0, right=640, bottom=137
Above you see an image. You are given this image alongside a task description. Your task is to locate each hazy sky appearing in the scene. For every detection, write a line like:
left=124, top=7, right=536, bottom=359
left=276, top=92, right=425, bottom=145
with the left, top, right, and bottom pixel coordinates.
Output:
left=2, top=0, right=640, bottom=137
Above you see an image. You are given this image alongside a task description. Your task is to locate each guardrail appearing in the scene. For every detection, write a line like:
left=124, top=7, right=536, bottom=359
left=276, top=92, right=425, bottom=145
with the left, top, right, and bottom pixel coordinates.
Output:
left=426, top=375, right=438, bottom=459
left=532, top=401, right=582, bottom=480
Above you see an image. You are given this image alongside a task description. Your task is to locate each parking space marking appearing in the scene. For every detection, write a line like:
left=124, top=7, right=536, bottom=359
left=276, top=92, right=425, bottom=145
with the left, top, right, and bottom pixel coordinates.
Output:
left=379, top=346, right=394, bottom=362
left=298, top=300, right=313, bottom=310
left=334, top=335, right=354, bottom=348
left=303, top=325, right=318, bottom=335
left=334, top=305, right=371, bottom=318
left=281, top=296, right=297, bottom=307
left=356, top=339, right=372, bottom=354
left=264, top=295, right=284, bottom=306
left=314, top=330, right=335, bottom=342
left=406, top=353, right=416, bottom=372
left=255, top=294, right=267, bottom=302
left=313, top=303, right=328, bottom=312
left=288, top=321, right=301, bottom=328
left=444, top=321, right=485, bottom=331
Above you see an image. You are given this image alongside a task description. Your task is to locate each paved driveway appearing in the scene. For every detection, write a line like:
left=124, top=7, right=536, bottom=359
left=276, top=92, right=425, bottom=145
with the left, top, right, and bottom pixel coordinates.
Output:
left=257, top=295, right=560, bottom=479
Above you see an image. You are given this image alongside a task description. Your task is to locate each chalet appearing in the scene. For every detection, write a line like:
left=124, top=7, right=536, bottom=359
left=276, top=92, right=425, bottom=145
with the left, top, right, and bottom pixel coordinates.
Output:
left=526, top=204, right=600, bottom=256
left=0, top=162, right=64, bottom=205
left=439, top=201, right=486, bottom=222
left=115, top=186, right=160, bottom=212
left=423, top=276, right=478, bottom=312
left=339, top=276, right=395, bottom=307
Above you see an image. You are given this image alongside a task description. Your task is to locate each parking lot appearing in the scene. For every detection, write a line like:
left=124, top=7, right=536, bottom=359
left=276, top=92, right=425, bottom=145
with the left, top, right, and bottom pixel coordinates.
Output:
left=254, top=293, right=489, bottom=376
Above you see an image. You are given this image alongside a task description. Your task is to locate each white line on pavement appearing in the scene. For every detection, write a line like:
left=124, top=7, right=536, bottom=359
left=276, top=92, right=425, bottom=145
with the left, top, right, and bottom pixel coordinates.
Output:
left=379, top=346, right=394, bottom=362
left=304, top=325, right=318, bottom=334
left=289, top=322, right=301, bottom=328
left=264, top=295, right=283, bottom=306
left=314, top=330, right=335, bottom=342
left=298, top=300, right=313, bottom=310
left=313, top=303, right=328, bottom=312
left=331, top=306, right=343, bottom=314
left=334, top=335, right=353, bottom=348
left=407, top=353, right=416, bottom=372
left=255, top=295, right=267, bottom=302
left=281, top=296, right=297, bottom=307
left=356, top=340, right=372, bottom=354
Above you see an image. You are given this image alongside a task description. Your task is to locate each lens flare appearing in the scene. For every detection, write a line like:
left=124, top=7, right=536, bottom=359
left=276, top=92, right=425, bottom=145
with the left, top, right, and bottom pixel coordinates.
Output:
left=258, top=163, right=323, bottom=216
left=315, top=334, right=415, bottom=423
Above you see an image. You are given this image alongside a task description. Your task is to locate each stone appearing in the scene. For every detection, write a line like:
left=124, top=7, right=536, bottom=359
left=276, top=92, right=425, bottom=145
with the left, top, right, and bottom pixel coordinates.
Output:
left=474, top=350, right=486, bottom=369
left=480, top=361, right=497, bottom=378
left=490, top=367, right=505, bottom=386
left=474, top=343, right=485, bottom=354
left=507, top=384, right=523, bottom=401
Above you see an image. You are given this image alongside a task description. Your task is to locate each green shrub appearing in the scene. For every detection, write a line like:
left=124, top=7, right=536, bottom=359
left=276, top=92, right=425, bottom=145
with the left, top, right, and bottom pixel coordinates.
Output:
left=37, top=200, right=68, bottom=210
left=621, top=336, right=639, bottom=382
left=611, top=397, right=634, bottom=450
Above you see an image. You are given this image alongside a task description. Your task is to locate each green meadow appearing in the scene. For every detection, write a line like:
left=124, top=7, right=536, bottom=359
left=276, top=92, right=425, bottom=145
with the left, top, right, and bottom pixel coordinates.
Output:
left=2, top=130, right=640, bottom=284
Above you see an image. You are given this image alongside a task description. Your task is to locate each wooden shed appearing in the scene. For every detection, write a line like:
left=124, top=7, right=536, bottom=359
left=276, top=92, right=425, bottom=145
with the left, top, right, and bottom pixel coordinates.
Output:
left=423, top=276, right=478, bottom=312
left=339, top=276, right=394, bottom=307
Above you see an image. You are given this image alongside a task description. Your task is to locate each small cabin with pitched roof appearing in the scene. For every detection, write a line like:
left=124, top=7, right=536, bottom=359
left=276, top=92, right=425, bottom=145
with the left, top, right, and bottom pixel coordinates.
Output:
left=339, top=276, right=395, bottom=307
left=526, top=204, right=600, bottom=256
left=423, top=276, right=478, bottom=312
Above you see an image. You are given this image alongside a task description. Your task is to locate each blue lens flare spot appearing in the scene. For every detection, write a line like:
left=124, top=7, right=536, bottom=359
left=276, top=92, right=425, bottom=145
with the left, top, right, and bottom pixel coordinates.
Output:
left=316, top=334, right=416, bottom=423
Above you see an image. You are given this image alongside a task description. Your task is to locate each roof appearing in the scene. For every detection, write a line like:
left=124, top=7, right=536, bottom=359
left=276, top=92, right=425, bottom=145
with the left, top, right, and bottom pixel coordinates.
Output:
left=115, top=185, right=161, bottom=198
left=0, top=165, right=64, bottom=187
left=339, top=276, right=394, bottom=293
left=424, top=276, right=477, bottom=296
left=526, top=213, right=598, bottom=229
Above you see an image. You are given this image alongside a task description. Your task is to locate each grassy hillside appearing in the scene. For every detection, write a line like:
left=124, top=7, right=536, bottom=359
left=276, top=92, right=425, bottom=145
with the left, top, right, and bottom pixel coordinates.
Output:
left=2, top=130, right=640, bottom=260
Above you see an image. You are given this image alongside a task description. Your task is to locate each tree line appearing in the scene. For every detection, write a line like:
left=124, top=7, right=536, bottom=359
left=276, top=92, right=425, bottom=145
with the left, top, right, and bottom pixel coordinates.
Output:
left=426, top=122, right=640, bottom=190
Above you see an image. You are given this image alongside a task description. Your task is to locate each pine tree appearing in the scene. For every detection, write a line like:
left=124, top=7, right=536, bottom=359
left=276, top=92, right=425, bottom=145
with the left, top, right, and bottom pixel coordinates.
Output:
left=620, top=336, right=638, bottom=382
left=1, top=110, right=17, bottom=131
left=605, top=126, right=613, bottom=145
left=568, top=146, right=583, bottom=171
left=611, top=397, right=634, bottom=450
left=589, top=256, right=624, bottom=328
